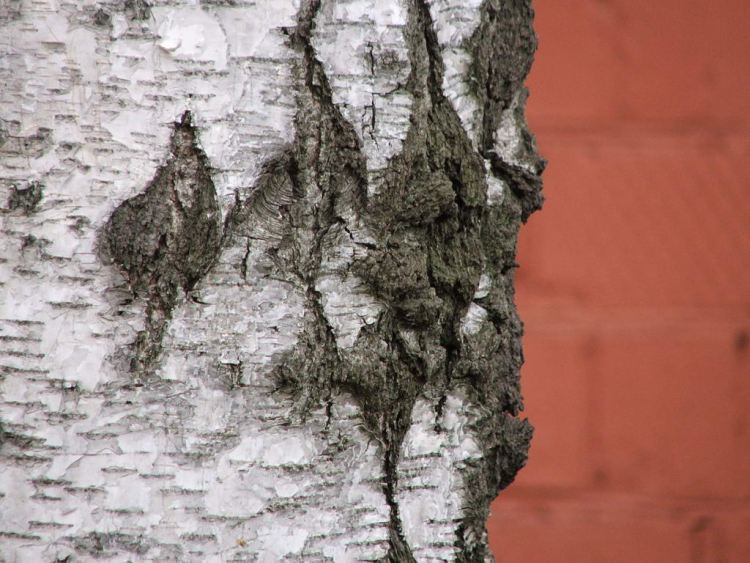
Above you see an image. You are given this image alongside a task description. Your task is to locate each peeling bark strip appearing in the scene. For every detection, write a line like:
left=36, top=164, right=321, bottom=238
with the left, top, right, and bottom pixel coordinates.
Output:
left=0, top=1, right=542, bottom=561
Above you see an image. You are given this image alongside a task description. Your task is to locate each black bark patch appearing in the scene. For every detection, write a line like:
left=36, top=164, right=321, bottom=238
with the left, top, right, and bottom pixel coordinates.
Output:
left=99, top=111, right=222, bottom=377
left=124, top=0, right=151, bottom=21
left=489, top=153, right=544, bottom=222
left=0, top=0, right=22, bottom=23
left=468, top=0, right=538, bottom=151
left=70, top=531, right=154, bottom=556
left=467, top=0, right=545, bottom=222
left=354, top=240, right=442, bottom=328
left=6, top=182, right=43, bottom=214
left=223, top=153, right=302, bottom=282
left=93, top=8, right=111, bottom=27
left=0, top=127, right=53, bottom=158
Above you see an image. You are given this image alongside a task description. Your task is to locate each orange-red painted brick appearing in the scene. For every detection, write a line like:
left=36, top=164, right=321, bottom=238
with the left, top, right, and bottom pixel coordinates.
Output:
left=529, top=0, right=750, bottom=125
left=488, top=0, right=750, bottom=560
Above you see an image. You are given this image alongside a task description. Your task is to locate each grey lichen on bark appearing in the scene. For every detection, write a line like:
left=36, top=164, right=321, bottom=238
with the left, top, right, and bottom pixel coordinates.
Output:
left=0, top=0, right=543, bottom=560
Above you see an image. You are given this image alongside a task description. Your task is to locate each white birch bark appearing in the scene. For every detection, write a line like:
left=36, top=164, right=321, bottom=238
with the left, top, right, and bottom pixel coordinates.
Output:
left=0, top=0, right=543, bottom=561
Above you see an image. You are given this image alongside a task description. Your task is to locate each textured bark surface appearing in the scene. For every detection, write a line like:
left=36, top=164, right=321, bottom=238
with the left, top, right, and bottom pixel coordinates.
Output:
left=0, top=0, right=543, bottom=561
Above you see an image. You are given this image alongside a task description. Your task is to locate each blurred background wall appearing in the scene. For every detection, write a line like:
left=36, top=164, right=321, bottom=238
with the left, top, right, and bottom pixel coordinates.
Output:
left=487, top=0, right=750, bottom=561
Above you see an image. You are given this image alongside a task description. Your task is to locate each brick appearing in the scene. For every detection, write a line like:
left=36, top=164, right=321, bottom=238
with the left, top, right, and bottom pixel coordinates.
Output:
left=516, top=136, right=750, bottom=309
left=526, top=1, right=624, bottom=126
left=510, top=308, right=750, bottom=499
left=492, top=0, right=750, bottom=559
left=725, top=510, right=750, bottom=563
left=488, top=493, right=750, bottom=562
left=487, top=493, right=693, bottom=563
left=594, top=318, right=750, bottom=498
left=528, top=0, right=750, bottom=125
left=512, top=329, right=594, bottom=490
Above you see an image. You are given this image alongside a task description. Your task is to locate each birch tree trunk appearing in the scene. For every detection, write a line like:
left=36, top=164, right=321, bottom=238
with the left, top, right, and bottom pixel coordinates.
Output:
left=0, top=0, right=543, bottom=561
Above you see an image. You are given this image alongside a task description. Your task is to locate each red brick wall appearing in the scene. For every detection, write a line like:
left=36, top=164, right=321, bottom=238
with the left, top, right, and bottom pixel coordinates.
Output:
left=487, top=1, right=750, bottom=560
